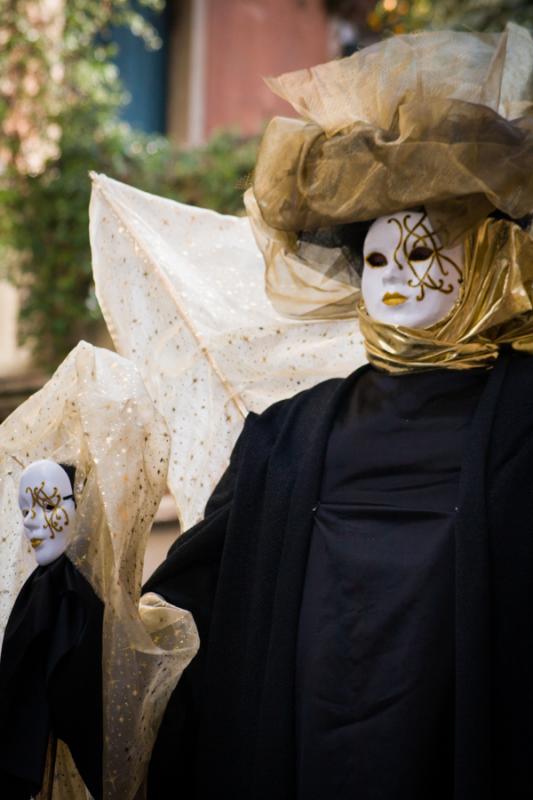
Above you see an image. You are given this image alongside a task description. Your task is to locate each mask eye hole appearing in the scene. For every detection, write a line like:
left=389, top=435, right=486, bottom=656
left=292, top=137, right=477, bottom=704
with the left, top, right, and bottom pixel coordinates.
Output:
left=22, top=509, right=29, bottom=518
left=45, top=503, right=56, bottom=511
left=366, top=252, right=388, bottom=267
left=409, top=246, right=433, bottom=261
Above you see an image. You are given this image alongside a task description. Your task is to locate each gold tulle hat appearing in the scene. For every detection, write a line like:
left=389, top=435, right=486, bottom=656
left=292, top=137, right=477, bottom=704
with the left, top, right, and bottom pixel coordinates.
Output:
left=247, top=24, right=533, bottom=372
left=253, top=23, right=533, bottom=246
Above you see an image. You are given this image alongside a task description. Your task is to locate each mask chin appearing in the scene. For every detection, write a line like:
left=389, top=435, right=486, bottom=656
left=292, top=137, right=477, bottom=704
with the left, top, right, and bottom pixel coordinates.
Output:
left=32, top=534, right=70, bottom=566
left=367, top=293, right=460, bottom=329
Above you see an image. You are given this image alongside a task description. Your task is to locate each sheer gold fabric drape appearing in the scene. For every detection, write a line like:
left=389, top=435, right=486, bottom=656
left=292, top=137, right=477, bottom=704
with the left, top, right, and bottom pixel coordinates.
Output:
left=254, top=24, right=533, bottom=246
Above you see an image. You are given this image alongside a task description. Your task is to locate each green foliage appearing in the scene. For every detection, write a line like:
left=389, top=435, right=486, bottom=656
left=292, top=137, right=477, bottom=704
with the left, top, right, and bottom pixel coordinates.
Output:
left=0, top=1, right=258, bottom=371
left=171, top=131, right=258, bottom=215
left=434, top=0, right=533, bottom=31
left=368, top=0, right=533, bottom=34
left=368, top=0, right=433, bottom=34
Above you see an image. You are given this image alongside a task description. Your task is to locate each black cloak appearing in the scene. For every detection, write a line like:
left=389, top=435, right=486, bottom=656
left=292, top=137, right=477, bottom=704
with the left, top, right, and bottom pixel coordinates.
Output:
left=295, top=365, right=488, bottom=800
left=0, top=555, right=103, bottom=799
left=145, top=351, right=533, bottom=800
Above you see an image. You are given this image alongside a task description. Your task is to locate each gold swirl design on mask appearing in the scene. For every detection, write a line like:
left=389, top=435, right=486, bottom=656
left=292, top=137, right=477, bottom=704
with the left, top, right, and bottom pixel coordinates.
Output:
left=25, top=482, right=70, bottom=537
left=389, top=213, right=463, bottom=302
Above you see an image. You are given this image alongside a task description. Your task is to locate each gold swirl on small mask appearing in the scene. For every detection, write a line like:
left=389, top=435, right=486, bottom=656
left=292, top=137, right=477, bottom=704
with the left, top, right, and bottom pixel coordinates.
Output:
left=25, top=482, right=70, bottom=537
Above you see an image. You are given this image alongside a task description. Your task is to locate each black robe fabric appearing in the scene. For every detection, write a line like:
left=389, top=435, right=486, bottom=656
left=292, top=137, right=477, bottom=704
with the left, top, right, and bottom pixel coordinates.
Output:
left=0, top=555, right=104, bottom=800
left=296, top=367, right=488, bottom=799
left=146, top=351, right=533, bottom=800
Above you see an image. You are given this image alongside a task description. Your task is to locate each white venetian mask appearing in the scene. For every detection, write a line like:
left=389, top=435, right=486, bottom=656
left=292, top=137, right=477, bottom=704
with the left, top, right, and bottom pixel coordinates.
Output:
left=361, top=210, right=464, bottom=328
left=19, top=460, right=77, bottom=567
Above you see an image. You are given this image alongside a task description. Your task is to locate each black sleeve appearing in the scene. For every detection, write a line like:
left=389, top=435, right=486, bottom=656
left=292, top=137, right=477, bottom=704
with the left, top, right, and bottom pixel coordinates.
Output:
left=143, top=411, right=255, bottom=613
left=0, top=556, right=104, bottom=800
left=47, top=569, right=104, bottom=798
left=144, top=414, right=255, bottom=798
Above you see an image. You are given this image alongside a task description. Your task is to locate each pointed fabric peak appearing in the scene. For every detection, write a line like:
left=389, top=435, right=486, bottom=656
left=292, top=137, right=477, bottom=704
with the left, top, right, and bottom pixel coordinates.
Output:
left=90, top=173, right=364, bottom=529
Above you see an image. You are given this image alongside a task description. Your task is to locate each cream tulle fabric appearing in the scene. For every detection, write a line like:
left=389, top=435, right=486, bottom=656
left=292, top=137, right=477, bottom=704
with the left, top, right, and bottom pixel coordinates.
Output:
left=0, top=342, right=199, bottom=800
left=89, top=173, right=366, bottom=530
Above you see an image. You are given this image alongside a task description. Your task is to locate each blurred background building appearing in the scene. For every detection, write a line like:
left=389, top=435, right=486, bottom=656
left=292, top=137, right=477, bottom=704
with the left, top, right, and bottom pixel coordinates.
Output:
left=114, top=0, right=338, bottom=143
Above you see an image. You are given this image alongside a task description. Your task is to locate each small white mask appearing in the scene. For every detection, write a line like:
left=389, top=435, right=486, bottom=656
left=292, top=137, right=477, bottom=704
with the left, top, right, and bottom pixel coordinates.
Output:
left=19, top=460, right=77, bottom=567
left=361, top=210, right=464, bottom=328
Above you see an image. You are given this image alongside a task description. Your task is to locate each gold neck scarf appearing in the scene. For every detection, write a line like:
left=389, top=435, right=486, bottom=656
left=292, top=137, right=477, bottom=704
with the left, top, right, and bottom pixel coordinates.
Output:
left=359, top=218, right=533, bottom=374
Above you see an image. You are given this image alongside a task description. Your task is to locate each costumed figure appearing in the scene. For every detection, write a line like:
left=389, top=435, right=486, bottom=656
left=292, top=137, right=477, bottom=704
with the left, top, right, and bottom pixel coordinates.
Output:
left=1, top=21, right=533, bottom=800
left=1, top=458, right=105, bottom=799
left=0, top=344, right=198, bottom=799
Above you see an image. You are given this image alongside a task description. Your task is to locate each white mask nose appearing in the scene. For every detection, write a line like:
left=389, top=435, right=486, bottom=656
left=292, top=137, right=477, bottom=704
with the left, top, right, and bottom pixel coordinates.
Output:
left=382, top=272, right=406, bottom=287
left=24, top=511, right=44, bottom=530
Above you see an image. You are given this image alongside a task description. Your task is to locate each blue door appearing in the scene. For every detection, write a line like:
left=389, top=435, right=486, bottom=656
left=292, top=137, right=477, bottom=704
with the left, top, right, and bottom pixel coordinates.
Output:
left=111, top=3, right=170, bottom=134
